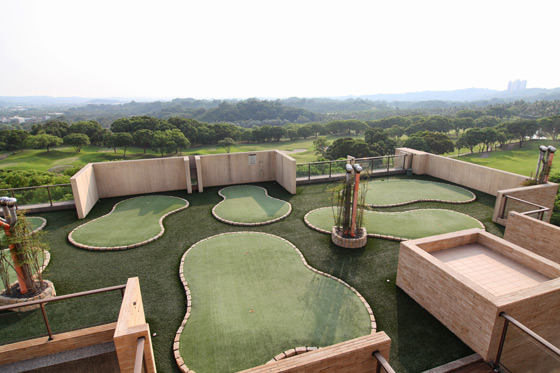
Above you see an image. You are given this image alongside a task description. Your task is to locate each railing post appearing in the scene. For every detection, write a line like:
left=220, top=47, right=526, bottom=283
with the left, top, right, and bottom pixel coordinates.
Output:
left=47, top=186, right=53, bottom=206
left=387, top=157, right=390, bottom=172
left=40, top=303, right=54, bottom=341
left=500, top=195, right=508, bottom=220
left=308, top=164, right=311, bottom=180
left=494, top=316, right=510, bottom=368
left=329, top=162, right=332, bottom=178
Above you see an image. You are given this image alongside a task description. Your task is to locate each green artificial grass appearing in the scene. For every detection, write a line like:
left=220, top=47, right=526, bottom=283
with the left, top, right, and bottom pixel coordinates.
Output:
left=306, top=207, right=483, bottom=239
left=180, top=232, right=371, bottom=372
left=456, top=140, right=560, bottom=177
left=0, top=250, right=47, bottom=292
left=0, top=176, right=504, bottom=373
left=213, top=185, right=291, bottom=224
left=69, top=196, right=187, bottom=247
left=364, top=179, right=475, bottom=206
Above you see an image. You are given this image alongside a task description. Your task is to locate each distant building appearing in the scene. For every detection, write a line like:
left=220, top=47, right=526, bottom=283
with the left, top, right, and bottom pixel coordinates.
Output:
left=507, top=79, right=527, bottom=91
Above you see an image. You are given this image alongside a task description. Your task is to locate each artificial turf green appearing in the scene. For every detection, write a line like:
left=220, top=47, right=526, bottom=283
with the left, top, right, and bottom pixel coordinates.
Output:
left=306, top=207, right=483, bottom=239
left=364, top=179, right=475, bottom=206
left=180, top=232, right=371, bottom=372
left=0, top=176, right=504, bottom=373
left=213, top=185, right=290, bottom=224
left=70, top=195, right=187, bottom=247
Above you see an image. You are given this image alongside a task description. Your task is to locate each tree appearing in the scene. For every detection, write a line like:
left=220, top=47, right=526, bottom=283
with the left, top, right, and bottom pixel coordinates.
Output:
left=31, top=120, right=69, bottom=138
left=68, top=121, right=105, bottom=145
left=313, top=137, right=330, bottom=158
left=540, top=115, right=560, bottom=140
left=151, top=131, right=176, bottom=157
left=418, top=132, right=454, bottom=155
left=505, top=120, right=538, bottom=148
left=113, top=132, right=133, bottom=158
left=25, top=134, right=63, bottom=152
left=133, top=129, right=154, bottom=154
left=364, top=128, right=397, bottom=156
left=458, top=128, right=484, bottom=153
left=169, top=129, right=190, bottom=154
left=386, top=125, right=404, bottom=139
left=403, top=136, right=430, bottom=152
left=63, top=133, right=90, bottom=152
left=297, top=126, right=313, bottom=139
left=6, top=130, right=29, bottom=153
left=218, top=137, right=237, bottom=153
left=326, top=138, right=372, bottom=159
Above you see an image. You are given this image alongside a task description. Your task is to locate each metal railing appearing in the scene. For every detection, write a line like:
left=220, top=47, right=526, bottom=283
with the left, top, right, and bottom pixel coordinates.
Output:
left=493, top=312, right=560, bottom=372
left=0, top=183, right=73, bottom=207
left=499, top=195, right=550, bottom=221
left=296, top=154, right=407, bottom=182
left=373, top=351, right=396, bottom=373
left=0, top=284, right=126, bottom=341
left=135, top=336, right=147, bottom=373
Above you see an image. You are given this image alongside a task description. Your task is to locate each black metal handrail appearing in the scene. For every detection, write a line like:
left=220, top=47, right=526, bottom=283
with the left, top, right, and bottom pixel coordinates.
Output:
left=494, top=312, right=560, bottom=370
left=500, top=195, right=550, bottom=221
left=373, top=351, right=396, bottom=373
left=0, top=183, right=72, bottom=207
left=134, top=336, right=146, bottom=373
left=0, top=284, right=126, bottom=341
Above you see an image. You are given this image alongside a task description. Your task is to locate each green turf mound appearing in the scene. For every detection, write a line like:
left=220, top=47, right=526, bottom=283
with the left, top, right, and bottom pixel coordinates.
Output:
left=305, top=207, right=484, bottom=240
left=68, top=195, right=188, bottom=250
left=212, top=185, right=291, bottom=225
left=177, top=232, right=373, bottom=372
left=365, top=179, right=476, bottom=207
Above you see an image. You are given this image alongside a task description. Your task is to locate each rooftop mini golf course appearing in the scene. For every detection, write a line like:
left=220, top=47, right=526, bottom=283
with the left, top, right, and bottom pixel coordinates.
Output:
left=177, top=232, right=373, bottom=373
left=305, top=207, right=484, bottom=240
left=212, top=185, right=291, bottom=225
left=68, top=195, right=188, bottom=250
left=364, top=179, right=476, bottom=207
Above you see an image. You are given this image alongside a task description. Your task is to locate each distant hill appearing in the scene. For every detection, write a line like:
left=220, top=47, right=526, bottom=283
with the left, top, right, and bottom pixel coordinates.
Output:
left=0, top=96, right=126, bottom=106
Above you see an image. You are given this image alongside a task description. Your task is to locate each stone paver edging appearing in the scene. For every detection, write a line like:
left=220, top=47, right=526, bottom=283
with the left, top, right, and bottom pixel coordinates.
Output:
left=67, top=196, right=189, bottom=251
left=212, top=185, right=292, bottom=226
left=304, top=207, right=485, bottom=242
left=367, top=180, right=476, bottom=207
left=174, top=231, right=376, bottom=373
left=30, top=217, right=47, bottom=234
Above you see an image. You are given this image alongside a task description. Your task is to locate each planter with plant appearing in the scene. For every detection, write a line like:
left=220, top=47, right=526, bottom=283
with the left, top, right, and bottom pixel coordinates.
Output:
left=0, top=197, right=54, bottom=312
left=331, top=163, right=368, bottom=248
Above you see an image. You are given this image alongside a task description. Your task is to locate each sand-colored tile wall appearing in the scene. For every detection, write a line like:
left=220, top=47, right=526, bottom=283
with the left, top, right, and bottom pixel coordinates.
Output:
left=70, top=163, right=99, bottom=219
left=93, top=157, right=188, bottom=198
left=504, top=212, right=560, bottom=264
left=493, top=183, right=559, bottom=224
left=396, top=239, right=499, bottom=359
left=275, top=151, right=297, bottom=194
left=240, top=332, right=392, bottom=373
left=199, top=151, right=276, bottom=188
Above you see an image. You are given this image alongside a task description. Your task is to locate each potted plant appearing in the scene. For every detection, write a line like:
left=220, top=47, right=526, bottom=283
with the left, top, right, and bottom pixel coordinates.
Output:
left=0, top=200, right=54, bottom=312
left=331, top=163, right=368, bottom=248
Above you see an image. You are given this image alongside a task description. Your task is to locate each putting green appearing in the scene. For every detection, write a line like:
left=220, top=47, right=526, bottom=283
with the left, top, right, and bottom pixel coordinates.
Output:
left=68, top=195, right=188, bottom=249
left=364, top=179, right=475, bottom=206
left=178, top=232, right=372, bottom=372
left=212, top=185, right=291, bottom=225
left=305, top=207, right=484, bottom=240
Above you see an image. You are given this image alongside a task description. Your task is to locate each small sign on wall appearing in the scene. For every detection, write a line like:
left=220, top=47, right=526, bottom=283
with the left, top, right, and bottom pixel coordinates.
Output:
left=248, top=154, right=256, bottom=165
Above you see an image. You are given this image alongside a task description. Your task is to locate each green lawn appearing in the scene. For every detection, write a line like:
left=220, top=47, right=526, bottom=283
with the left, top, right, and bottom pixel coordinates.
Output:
left=306, top=207, right=483, bottom=240
left=213, top=185, right=291, bottom=224
left=364, top=179, right=475, bottom=206
left=456, top=140, right=560, bottom=177
left=0, top=176, right=502, bottom=373
left=0, top=135, right=361, bottom=171
left=180, top=232, right=371, bottom=372
left=69, top=196, right=187, bottom=248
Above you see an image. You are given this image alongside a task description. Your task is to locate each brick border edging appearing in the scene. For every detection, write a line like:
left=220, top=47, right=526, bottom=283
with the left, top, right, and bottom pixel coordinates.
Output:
left=266, top=346, right=319, bottom=364
left=211, top=185, right=292, bottom=226
left=366, top=180, right=477, bottom=208
left=304, top=207, right=485, bottom=242
left=174, top=232, right=377, bottom=373
left=67, top=196, right=189, bottom=251
left=30, top=216, right=47, bottom=234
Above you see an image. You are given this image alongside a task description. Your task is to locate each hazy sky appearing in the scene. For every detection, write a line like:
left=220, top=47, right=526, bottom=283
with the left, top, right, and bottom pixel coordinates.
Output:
left=1, top=0, right=559, bottom=99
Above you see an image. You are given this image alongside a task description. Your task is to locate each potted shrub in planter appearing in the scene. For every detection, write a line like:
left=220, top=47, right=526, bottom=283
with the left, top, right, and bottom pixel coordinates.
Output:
left=0, top=199, right=54, bottom=312
left=331, top=164, right=368, bottom=248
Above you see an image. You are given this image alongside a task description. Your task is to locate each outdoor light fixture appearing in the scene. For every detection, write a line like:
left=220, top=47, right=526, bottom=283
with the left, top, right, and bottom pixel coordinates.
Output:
left=345, top=164, right=353, bottom=173
left=353, top=164, right=363, bottom=173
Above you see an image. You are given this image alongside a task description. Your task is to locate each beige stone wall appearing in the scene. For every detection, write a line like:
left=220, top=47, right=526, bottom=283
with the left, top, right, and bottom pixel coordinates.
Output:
left=504, top=212, right=560, bottom=263
left=493, top=183, right=559, bottom=224
left=70, top=163, right=99, bottom=219
left=199, top=151, right=276, bottom=188
left=240, top=332, right=392, bottom=373
left=93, top=157, right=188, bottom=198
left=396, top=147, right=428, bottom=174
left=397, top=229, right=560, bottom=367
left=275, top=151, right=297, bottom=194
